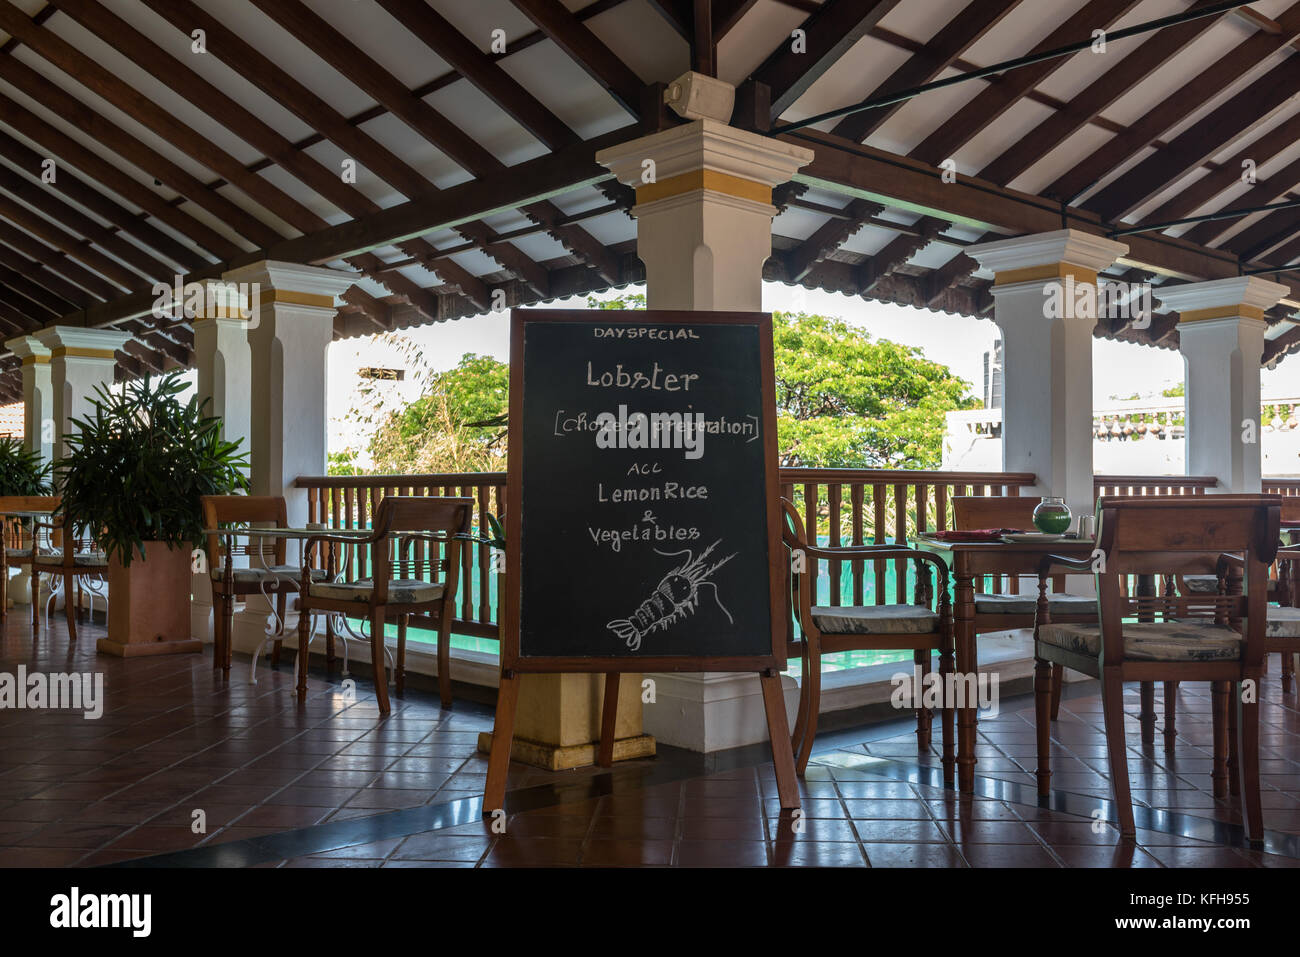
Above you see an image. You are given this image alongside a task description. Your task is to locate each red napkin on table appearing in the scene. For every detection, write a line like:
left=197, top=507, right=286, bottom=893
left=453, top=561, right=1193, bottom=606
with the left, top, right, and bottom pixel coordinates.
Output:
left=928, top=528, right=1025, bottom=543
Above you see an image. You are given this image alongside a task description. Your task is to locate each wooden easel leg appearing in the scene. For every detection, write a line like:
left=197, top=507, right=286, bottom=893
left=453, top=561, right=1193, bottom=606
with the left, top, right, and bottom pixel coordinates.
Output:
left=483, top=670, right=520, bottom=817
left=596, top=672, right=619, bottom=768
left=760, top=670, right=800, bottom=812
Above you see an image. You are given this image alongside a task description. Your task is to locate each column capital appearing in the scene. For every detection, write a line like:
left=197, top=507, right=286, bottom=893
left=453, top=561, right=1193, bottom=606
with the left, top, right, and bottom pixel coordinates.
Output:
left=221, top=260, right=357, bottom=309
left=967, top=229, right=1128, bottom=287
left=1156, top=276, right=1288, bottom=324
left=4, top=335, right=50, bottom=364
left=596, top=119, right=813, bottom=214
left=33, top=325, right=133, bottom=360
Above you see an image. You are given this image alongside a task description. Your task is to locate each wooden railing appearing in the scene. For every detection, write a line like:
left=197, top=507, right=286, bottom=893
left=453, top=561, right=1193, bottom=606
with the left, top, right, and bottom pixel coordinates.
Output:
left=1094, top=475, right=1217, bottom=497
left=294, top=469, right=1297, bottom=642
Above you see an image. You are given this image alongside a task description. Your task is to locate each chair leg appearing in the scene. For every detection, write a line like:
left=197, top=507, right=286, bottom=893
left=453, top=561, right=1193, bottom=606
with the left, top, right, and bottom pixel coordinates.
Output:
left=1227, top=693, right=1240, bottom=797
left=1236, top=681, right=1265, bottom=844
left=436, top=615, right=452, bottom=710
left=63, top=573, right=77, bottom=642
left=1281, top=651, right=1294, bottom=694
left=914, top=648, right=931, bottom=752
left=30, top=569, right=38, bottom=633
left=1049, top=664, right=1064, bottom=720
left=1139, top=681, right=1156, bottom=746
left=295, top=599, right=310, bottom=701
left=794, top=635, right=822, bottom=776
left=396, top=615, right=407, bottom=698
left=939, top=631, right=955, bottom=788
left=1162, top=680, right=1178, bottom=752
left=325, top=612, right=336, bottom=673
left=1034, top=657, right=1054, bottom=798
left=370, top=607, right=390, bottom=715
left=1211, top=681, right=1229, bottom=799
left=789, top=639, right=810, bottom=759
left=213, top=592, right=226, bottom=672
left=1101, top=669, right=1135, bottom=839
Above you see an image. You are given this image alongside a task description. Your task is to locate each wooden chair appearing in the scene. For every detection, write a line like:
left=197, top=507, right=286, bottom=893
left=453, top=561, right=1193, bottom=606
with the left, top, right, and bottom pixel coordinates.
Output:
left=297, top=496, right=472, bottom=714
left=0, top=495, right=58, bottom=625
left=30, top=514, right=108, bottom=642
left=201, top=495, right=324, bottom=678
left=1033, top=495, right=1280, bottom=842
left=951, top=495, right=1096, bottom=718
left=782, top=497, right=954, bottom=781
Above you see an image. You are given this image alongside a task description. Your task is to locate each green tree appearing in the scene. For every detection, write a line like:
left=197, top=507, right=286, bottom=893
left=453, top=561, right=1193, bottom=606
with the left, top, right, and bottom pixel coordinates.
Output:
left=365, top=295, right=976, bottom=472
left=772, top=311, right=977, bottom=467
left=367, top=353, right=508, bottom=473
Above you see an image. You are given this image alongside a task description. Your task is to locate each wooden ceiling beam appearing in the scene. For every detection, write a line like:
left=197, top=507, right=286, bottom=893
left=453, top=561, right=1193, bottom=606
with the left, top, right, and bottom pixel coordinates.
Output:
left=376, top=0, right=580, bottom=150
left=0, top=90, right=237, bottom=262
left=922, top=252, right=980, bottom=309
left=752, top=0, right=902, bottom=120
left=782, top=198, right=884, bottom=283
left=1086, top=55, right=1300, bottom=223
left=1048, top=4, right=1300, bottom=205
left=0, top=123, right=211, bottom=272
left=0, top=55, right=280, bottom=249
left=0, top=161, right=172, bottom=282
left=0, top=263, right=75, bottom=316
left=0, top=193, right=140, bottom=291
left=855, top=217, right=948, bottom=295
left=0, top=284, right=57, bottom=327
left=1264, top=325, right=1300, bottom=363
left=0, top=1, right=317, bottom=239
left=831, top=0, right=1022, bottom=144
left=510, top=0, right=646, bottom=116
left=910, top=0, right=1143, bottom=168
left=250, top=0, right=503, bottom=178
left=714, top=0, right=759, bottom=40
left=0, top=241, right=94, bottom=310
left=0, top=296, right=33, bottom=335
left=0, top=220, right=121, bottom=302
left=979, top=0, right=1230, bottom=187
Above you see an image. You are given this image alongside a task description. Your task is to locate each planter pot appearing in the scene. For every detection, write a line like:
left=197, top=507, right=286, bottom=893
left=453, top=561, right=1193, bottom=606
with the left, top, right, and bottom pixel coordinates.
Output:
left=97, top=541, right=203, bottom=658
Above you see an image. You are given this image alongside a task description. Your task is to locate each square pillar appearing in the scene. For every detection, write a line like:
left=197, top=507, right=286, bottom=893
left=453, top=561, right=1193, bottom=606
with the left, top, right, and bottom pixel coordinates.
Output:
left=966, top=230, right=1129, bottom=521
left=219, top=261, right=355, bottom=654
left=189, top=281, right=254, bottom=643
left=32, top=327, right=134, bottom=461
left=4, top=335, right=53, bottom=465
left=597, top=118, right=814, bottom=311
left=1156, top=277, right=1287, bottom=493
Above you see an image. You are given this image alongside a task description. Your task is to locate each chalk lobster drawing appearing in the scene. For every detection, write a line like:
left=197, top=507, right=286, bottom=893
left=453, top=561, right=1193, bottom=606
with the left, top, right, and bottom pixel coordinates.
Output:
left=607, top=540, right=737, bottom=651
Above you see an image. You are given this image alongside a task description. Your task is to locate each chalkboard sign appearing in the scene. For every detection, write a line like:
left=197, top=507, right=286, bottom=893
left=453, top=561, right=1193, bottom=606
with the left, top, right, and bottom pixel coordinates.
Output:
left=502, top=308, right=784, bottom=672
left=485, top=308, right=797, bottom=814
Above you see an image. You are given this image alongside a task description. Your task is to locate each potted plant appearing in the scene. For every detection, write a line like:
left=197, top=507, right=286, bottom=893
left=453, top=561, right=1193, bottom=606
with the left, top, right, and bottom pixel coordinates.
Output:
left=56, top=372, right=249, bottom=656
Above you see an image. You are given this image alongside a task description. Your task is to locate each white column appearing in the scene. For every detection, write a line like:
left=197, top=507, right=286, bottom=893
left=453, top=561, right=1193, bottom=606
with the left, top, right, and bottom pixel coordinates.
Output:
left=4, top=336, right=53, bottom=465
left=190, top=281, right=254, bottom=643
left=966, top=230, right=1129, bottom=521
left=32, top=327, right=134, bottom=460
left=1157, top=277, right=1287, bottom=493
left=598, top=118, right=813, bottom=311
left=3, top=336, right=53, bottom=609
left=596, top=117, right=814, bottom=750
left=221, top=260, right=355, bottom=653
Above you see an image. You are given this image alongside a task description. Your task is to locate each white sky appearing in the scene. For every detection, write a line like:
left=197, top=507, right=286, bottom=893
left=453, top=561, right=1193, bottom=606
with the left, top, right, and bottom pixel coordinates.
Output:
left=326, top=281, right=1297, bottom=455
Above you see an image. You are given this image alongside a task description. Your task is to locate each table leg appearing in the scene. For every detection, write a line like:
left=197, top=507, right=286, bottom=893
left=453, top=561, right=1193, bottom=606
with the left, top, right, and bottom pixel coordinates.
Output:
left=954, top=564, right=977, bottom=793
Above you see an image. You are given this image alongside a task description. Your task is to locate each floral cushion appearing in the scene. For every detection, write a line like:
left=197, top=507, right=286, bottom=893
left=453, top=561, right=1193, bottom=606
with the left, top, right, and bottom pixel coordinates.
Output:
left=1181, top=574, right=1220, bottom=594
left=31, top=553, right=108, bottom=569
left=215, top=562, right=326, bottom=585
left=1266, top=607, right=1300, bottom=639
left=1038, top=620, right=1240, bottom=661
left=5, top=547, right=53, bottom=563
left=974, top=592, right=1095, bottom=616
left=309, top=578, right=445, bottom=604
left=810, top=604, right=938, bottom=635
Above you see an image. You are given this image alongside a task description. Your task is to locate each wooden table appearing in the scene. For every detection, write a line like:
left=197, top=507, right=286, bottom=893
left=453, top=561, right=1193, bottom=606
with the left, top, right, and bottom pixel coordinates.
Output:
left=913, top=534, right=1097, bottom=793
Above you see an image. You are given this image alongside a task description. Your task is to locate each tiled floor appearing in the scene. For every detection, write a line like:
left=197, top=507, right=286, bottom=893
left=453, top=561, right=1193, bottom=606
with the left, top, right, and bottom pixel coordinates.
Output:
left=1, top=610, right=1297, bottom=868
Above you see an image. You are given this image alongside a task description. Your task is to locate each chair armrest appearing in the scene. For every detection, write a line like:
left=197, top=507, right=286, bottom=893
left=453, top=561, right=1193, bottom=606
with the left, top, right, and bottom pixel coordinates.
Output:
left=1036, top=553, right=1094, bottom=576
left=1216, top=552, right=1244, bottom=577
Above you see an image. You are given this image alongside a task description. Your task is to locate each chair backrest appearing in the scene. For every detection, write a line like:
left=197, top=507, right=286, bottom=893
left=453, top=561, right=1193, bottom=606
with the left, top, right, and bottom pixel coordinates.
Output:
left=1281, top=497, right=1300, bottom=527
left=370, top=496, right=475, bottom=595
left=200, top=495, right=289, bottom=569
left=0, top=495, right=59, bottom=549
left=1093, top=495, right=1279, bottom=663
left=951, top=495, right=1036, bottom=531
